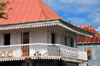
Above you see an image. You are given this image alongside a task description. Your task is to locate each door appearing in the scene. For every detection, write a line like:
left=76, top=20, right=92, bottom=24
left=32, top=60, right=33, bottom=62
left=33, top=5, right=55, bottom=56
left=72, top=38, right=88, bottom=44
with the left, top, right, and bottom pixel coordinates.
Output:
left=51, top=33, right=56, bottom=44
left=21, top=32, right=29, bottom=57
left=4, top=34, right=10, bottom=45
left=70, top=38, right=74, bottom=47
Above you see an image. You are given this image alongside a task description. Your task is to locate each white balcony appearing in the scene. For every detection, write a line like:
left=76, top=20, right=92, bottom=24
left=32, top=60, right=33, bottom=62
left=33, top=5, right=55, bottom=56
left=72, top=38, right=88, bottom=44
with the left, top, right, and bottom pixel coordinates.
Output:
left=0, top=43, right=87, bottom=62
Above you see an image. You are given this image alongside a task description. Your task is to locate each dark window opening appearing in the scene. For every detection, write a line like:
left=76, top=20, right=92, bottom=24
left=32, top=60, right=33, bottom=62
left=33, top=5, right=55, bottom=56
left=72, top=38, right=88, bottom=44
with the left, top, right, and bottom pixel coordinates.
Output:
left=22, top=32, right=29, bottom=44
left=51, top=33, right=56, bottom=44
left=64, top=36, right=67, bottom=45
left=4, top=34, right=10, bottom=45
left=70, top=38, right=74, bottom=47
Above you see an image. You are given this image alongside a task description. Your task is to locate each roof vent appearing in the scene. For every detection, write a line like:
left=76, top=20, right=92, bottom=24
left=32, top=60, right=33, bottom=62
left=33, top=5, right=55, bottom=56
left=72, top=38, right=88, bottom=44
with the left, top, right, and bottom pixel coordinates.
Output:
left=69, top=21, right=71, bottom=23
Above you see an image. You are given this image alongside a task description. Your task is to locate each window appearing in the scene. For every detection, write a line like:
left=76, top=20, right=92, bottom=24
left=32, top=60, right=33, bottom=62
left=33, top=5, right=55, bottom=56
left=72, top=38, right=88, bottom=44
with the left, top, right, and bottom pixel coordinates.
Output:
left=51, top=33, right=56, bottom=44
left=22, top=32, right=29, bottom=44
left=85, top=48, right=92, bottom=60
left=70, top=38, right=74, bottom=47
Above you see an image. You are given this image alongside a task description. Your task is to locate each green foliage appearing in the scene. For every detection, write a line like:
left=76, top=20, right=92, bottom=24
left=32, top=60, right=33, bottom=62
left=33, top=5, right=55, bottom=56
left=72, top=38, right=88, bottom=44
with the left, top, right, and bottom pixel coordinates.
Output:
left=6, top=1, right=10, bottom=4
left=0, top=2, right=8, bottom=19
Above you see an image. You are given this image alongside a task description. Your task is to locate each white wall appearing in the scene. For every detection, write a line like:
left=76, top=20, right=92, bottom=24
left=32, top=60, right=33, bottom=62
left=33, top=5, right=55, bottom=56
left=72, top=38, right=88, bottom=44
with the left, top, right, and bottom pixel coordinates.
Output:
left=0, top=26, right=77, bottom=48
left=47, top=26, right=77, bottom=47
left=32, top=27, right=47, bottom=43
left=0, top=27, right=47, bottom=45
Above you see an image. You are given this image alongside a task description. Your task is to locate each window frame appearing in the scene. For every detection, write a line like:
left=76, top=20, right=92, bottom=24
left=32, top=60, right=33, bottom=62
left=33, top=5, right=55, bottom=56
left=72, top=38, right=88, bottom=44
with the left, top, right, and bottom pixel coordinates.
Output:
left=21, top=32, right=29, bottom=44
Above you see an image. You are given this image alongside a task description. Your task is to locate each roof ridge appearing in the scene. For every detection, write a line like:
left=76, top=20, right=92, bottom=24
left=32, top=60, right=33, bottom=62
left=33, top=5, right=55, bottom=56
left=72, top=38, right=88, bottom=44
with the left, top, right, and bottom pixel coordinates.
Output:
left=80, top=25, right=100, bottom=35
left=26, top=0, right=36, bottom=21
left=38, top=0, right=63, bottom=20
left=37, top=0, right=48, bottom=19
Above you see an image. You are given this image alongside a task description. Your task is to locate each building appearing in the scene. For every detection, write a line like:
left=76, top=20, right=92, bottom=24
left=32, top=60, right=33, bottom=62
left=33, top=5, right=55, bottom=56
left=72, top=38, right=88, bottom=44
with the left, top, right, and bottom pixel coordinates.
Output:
left=0, top=0, right=93, bottom=66
left=77, top=25, right=100, bottom=66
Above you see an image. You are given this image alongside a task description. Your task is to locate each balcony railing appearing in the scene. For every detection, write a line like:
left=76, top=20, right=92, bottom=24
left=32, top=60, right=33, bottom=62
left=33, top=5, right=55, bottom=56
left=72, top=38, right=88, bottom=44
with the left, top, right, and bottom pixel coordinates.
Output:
left=0, top=43, right=87, bottom=61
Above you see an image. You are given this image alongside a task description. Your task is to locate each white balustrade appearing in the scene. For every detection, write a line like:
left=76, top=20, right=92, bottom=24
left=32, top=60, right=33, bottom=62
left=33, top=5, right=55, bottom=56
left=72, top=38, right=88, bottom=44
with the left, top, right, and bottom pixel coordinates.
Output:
left=0, top=43, right=87, bottom=60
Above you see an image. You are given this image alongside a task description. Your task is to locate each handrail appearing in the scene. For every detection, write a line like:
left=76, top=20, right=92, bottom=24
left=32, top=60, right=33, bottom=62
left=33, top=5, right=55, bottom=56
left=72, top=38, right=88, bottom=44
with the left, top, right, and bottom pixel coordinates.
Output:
left=0, top=43, right=86, bottom=52
left=0, top=43, right=87, bottom=61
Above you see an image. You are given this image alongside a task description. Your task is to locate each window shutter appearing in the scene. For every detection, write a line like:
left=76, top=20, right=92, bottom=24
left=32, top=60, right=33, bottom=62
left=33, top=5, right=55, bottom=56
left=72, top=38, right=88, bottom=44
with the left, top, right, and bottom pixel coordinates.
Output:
left=0, top=34, right=4, bottom=45
left=29, top=32, right=34, bottom=43
left=61, top=35, right=64, bottom=45
left=16, top=33, right=21, bottom=44
left=47, top=31, right=51, bottom=43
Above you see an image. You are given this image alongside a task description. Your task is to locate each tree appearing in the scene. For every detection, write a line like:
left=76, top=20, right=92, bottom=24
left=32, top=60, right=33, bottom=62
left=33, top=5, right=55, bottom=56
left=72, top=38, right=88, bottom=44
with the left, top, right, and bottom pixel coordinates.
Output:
left=0, top=1, right=9, bottom=19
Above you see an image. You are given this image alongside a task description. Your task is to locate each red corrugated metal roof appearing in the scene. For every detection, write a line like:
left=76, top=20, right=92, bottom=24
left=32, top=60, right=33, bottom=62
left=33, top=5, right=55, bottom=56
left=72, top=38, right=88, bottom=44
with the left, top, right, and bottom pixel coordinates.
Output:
left=77, top=25, right=100, bottom=43
left=0, top=0, right=63, bottom=25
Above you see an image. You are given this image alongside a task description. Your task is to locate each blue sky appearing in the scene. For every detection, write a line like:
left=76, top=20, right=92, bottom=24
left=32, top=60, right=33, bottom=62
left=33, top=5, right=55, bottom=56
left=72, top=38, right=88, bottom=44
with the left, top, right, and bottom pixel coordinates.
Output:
left=43, top=0, right=100, bottom=33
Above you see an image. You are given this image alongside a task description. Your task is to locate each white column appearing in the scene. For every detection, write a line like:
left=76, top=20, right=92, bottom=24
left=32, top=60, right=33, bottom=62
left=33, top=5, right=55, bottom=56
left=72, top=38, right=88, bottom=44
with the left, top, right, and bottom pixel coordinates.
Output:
left=75, top=34, right=77, bottom=48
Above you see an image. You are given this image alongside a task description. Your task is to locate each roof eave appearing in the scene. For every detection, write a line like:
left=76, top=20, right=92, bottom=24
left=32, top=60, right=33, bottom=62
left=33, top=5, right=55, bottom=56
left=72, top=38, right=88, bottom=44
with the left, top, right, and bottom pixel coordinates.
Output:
left=58, top=19, right=94, bottom=37
left=0, top=19, right=94, bottom=37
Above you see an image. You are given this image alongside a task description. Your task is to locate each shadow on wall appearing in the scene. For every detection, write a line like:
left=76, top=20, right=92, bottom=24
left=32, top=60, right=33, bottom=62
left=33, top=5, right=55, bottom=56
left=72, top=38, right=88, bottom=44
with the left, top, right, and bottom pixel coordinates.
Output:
left=0, top=61, right=24, bottom=66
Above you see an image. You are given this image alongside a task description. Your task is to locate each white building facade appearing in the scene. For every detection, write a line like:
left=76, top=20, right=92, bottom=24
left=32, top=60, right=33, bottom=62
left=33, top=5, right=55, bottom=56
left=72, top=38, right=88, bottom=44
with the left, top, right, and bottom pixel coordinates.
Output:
left=0, top=19, right=93, bottom=66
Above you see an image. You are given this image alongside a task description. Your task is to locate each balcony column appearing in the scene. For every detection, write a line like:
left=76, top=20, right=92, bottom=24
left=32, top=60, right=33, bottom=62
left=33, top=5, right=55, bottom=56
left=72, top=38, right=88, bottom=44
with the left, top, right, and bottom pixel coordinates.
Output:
left=75, top=34, right=77, bottom=48
left=21, top=30, right=24, bottom=44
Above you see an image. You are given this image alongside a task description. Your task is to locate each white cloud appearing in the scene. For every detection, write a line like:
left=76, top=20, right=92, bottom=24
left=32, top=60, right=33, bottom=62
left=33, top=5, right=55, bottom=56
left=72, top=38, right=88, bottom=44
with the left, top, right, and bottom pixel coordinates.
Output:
left=87, top=8, right=100, bottom=27
left=88, top=8, right=100, bottom=19
left=43, top=0, right=100, bottom=32
left=58, top=0, right=100, bottom=5
left=95, top=26, right=100, bottom=34
left=96, top=26, right=100, bottom=31
left=66, top=17, right=88, bottom=26
left=43, top=0, right=100, bottom=14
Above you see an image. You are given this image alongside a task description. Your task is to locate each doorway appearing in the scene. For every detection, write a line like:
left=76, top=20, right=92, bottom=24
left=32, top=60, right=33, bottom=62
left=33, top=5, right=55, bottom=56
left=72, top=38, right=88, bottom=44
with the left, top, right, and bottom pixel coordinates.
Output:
left=70, top=38, right=74, bottom=47
left=21, top=32, right=29, bottom=57
left=51, top=33, right=56, bottom=44
left=4, top=34, right=10, bottom=45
